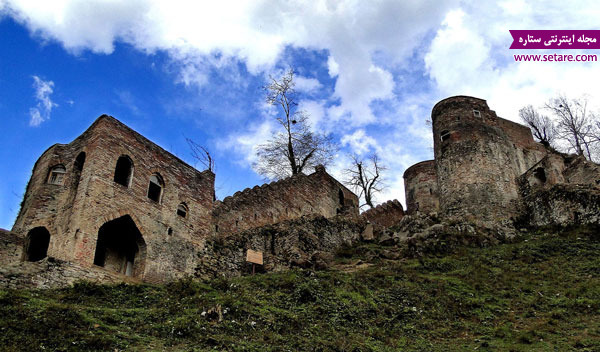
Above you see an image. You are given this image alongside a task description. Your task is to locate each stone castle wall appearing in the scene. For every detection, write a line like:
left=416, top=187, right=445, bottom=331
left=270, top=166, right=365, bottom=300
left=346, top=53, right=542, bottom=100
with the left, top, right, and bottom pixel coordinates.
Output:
left=0, top=229, right=22, bottom=267
left=12, top=115, right=215, bottom=283
left=7, top=115, right=360, bottom=284
left=430, top=96, right=546, bottom=221
left=403, top=160, right=439, bottom=215
left=213, top=166, right=359, bottom=235
left=361, top=199, right=404, bottom=231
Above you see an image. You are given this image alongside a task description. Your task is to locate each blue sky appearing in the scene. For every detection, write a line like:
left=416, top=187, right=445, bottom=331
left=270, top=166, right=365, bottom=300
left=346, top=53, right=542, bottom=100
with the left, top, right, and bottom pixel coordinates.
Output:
left=1, top=0, right=600, bottom=229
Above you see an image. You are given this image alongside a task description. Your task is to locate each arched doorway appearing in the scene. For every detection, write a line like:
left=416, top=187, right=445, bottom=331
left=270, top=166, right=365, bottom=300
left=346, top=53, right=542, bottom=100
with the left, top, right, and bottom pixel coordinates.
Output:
left=93, top=215, right=146, bottom=277
left=25, top=227, right=51, bottom=262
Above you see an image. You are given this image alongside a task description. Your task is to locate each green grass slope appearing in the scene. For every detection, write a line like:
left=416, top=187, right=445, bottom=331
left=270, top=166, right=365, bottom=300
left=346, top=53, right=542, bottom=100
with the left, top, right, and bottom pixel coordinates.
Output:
left=1, top=227, right=599, bottom=351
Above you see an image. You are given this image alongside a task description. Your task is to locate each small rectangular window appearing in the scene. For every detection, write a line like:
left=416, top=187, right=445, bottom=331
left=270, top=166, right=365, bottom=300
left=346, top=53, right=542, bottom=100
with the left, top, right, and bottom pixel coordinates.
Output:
left=440, top=130, right=451, bottom=142
left=473, top=109, right=481, bottom=118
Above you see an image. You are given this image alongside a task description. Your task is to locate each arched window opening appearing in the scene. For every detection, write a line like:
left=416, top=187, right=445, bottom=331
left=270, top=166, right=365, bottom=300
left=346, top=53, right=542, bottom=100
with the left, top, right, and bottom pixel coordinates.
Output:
left=74, top=152, right=86, bottom=172
left=440, top=130, right=451, bottom=142
left=338, top=189, right=345, bottom=207
left=147, top=174, right=164, bottom=202
left=48, top=165, right=66, bottom=185
left=25, top=227, right=51, bottom=262
left=93, top=215, right=146, bottom=277
left=114, top=156, right=133, bottom=187
left=177, top=203, right=188, bottom=218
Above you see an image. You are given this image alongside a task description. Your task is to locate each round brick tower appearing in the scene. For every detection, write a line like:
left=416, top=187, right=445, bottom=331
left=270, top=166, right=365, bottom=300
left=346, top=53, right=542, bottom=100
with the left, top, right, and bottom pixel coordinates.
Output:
left=431, top=96, right=522, bottom=221
left=403, top=160, right=439, bottom=215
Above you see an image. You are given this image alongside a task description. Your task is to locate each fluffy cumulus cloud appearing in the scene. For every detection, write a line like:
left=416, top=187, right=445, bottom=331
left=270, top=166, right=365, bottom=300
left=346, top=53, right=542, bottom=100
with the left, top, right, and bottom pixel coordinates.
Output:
left=424, top=1, right=600, bottom=121
left=2, top=0, right=453, bottom=128
left=29, top=75, right=57, bottom=126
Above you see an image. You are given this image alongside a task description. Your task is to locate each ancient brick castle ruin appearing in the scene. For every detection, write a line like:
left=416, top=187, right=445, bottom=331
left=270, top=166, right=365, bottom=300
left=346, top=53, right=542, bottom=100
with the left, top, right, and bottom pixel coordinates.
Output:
left=2, top=95, right=600, bottom=287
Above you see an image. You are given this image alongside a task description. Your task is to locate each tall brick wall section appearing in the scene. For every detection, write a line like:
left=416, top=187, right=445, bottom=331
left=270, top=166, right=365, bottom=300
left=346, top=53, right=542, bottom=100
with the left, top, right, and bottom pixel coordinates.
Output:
left=213, top=166, right=359, bottom=235
left=403, top=160, right=439, bottom=215
left=11, top=115, right=215, bottom=283
left=361, top=199, right=404, bottom=231
left=431, top=96, right=546, bottom=221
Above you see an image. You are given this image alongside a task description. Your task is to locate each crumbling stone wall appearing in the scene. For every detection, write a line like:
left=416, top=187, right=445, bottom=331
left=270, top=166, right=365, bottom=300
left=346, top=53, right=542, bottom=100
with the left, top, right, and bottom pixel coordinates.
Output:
left=0, top=257, right=139, bottom=289
left=519, top=184, right=600, bottom=227
left=0, top=229, right=22, bottom=267
left=361, top=199, right=404, bottom=232
left=11, top=115, right=215, bottom=283
left=195, top=215, right=365, bottom=279
left=403, top=160, right=439, bottom=214
left=430, top=96, right=546, bottom=221
left=212, top=166, right=359, bottom=235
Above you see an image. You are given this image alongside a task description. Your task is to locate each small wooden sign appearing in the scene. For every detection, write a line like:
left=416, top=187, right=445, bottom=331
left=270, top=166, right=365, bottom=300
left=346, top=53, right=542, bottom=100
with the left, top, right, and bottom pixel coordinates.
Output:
left=246, top=249, right=263, bottom=265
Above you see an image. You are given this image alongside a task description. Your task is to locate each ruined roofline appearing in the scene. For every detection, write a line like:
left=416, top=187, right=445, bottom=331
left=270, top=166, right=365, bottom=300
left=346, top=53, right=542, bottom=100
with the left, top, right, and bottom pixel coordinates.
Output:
left=361, top=199, right=403, bottom=216
left=82, top=114, right=214, bottom=179
left=403, top=160, right=435, bottom=179
left=431, top=95, right=537, bottom=133
left=217, top=166, right=357, bottom=210
left=431, top=95, right=488, bottom=120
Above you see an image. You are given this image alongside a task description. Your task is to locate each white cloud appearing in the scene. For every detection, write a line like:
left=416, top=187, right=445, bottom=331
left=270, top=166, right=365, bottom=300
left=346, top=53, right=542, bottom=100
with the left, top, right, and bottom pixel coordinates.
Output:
left=341, top=129, right=378, bottom=156
left=3, top=0, right=454, bottom=128
left=29, top=75, right=56, bottom=126
left=424, top=2, right=600, bottom=123
left=218, top=118, right=274, bottom=167
left=294, top=76, right=321, bottom=93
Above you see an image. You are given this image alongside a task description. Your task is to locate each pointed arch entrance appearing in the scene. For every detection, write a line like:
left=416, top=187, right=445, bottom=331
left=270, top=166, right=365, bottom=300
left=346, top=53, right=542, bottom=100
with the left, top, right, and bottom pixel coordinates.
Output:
left=93, top=215, right=146, bottom=277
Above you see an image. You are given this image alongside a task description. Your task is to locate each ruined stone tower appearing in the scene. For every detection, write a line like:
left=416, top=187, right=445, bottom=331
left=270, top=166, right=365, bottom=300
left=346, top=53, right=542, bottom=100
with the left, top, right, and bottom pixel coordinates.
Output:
left=424, top=96, right=546, bottom=220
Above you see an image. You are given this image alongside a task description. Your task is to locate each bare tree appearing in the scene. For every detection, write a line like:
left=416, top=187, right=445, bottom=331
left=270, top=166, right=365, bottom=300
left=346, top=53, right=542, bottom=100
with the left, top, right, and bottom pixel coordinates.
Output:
left=343, top=153, right=386, bottom=209
left=186, top=137, right=214, bottom=172
left=545, top=95, right=595, bottom=159
left=518, top=105, right=555, bottom=147
left=254, top=68, right=337, bottom=180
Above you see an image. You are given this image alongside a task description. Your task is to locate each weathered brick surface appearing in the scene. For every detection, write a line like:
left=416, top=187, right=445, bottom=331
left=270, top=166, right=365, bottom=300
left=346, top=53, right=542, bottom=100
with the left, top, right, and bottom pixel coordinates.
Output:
left=519, top=184, right=600, bottom=227
left=195, top=215, right=365, bottom=279
left=430, top=96, right=546, bottom=220
left=403, top=160, right=439, bottom=215
left=11, top=115, right=215, bottom=282
left=361, top=199, right=404, bottom=231
left=212, top=165, right=359, bottom=235
left=0, top=229, right=22, bottom=266
left=7, top=115, right=359, bottom=285
left=0, top=257, right=140, bottom=289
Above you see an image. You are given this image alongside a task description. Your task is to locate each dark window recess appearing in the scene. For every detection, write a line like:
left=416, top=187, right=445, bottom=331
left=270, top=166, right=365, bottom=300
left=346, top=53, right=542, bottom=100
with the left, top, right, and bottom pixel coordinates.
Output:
left=534, top=168, right=547, bottom=183
left=74, top=152, right=86, bottom=172
left=147, top=174, right=163, bottom=202
left=338, top=189, right=345, bottom=206
left=473, top=110, right=481, bottom=118
left=167, top=227, right=173, bottom=235
left=114, top=156, right=133, bottom=186
left=440, top=130, right=451, bottom=142
left=177, top=203, right=188, bottom=218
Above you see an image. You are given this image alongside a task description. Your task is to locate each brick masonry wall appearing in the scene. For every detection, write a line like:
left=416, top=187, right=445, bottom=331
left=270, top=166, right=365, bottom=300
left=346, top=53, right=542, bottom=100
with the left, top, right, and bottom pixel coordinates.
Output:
left=11, top=115, right=215, bottom=283
left=212, top=166, right=359, bottom=235
left=361, top=199, right=404, bottom=231
left=403, top=160, right=439, bottom=215
left=431, top=96, right=546, bottom=221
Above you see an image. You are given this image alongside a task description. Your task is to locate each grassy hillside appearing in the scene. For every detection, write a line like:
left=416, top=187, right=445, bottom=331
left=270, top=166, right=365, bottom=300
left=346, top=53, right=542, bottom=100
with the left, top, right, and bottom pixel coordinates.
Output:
left=1, top=226, right=599, bottom=351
